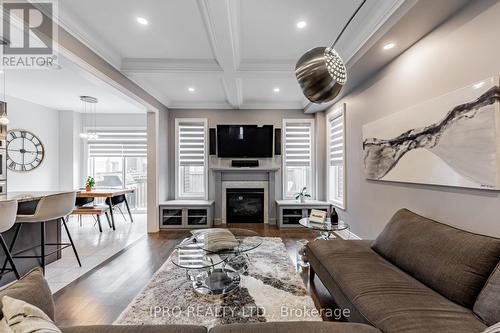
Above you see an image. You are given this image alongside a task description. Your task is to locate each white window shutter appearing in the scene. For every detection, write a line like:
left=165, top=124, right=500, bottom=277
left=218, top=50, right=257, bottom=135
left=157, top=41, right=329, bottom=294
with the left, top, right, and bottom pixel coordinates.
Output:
left=327, top=105, right=346, bottom=209
left=88, top=130, right=147, bottom=157
left=329, top=115, right=344, bottom=167
left=178, top=121, right=206, bottom=167
left=285, top=122, right=312, bottom=167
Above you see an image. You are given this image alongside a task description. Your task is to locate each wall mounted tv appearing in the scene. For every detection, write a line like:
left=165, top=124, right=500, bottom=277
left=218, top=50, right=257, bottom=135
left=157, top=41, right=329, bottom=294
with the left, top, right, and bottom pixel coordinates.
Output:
left=217, top=125, right=274, bottom=158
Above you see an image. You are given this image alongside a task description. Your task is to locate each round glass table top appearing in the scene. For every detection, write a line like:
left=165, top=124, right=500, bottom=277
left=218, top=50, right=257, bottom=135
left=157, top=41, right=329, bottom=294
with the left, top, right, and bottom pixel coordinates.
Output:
left=194, top=228, right=263, bottom=255
left=299, top=218, right=349, bottom=232
left=171, top=237, right=227, bottom=270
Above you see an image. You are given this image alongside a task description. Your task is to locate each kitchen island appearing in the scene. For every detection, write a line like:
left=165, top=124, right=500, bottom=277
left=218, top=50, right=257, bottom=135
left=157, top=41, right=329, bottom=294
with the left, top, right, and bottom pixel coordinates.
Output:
left=0, top=192, right=66, bottom=286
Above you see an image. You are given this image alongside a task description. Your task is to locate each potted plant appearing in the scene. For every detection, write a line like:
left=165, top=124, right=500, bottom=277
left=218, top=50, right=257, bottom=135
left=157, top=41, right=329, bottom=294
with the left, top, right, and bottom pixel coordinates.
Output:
left=294, top=187, right=311, bottom=203
left=85, top=176, right=95, bottom=192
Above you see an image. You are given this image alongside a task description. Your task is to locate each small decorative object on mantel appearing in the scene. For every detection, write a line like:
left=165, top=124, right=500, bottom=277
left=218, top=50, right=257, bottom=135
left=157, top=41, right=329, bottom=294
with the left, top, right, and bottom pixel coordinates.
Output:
left=294, top=186, right=311, bottom=203
left=85, top=176, right=95, bottom=192
left=309, top=209, right=327, bottom=224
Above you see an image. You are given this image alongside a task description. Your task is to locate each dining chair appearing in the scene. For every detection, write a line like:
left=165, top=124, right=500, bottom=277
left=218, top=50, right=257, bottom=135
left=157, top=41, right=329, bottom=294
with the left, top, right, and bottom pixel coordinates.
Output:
left=10, top=192, right=81, bottom=274
left=74, top=197, right=95, bottom=227
left=0, top=200, right=20, bottom=280
left=105, top=194, right=134, bottom=223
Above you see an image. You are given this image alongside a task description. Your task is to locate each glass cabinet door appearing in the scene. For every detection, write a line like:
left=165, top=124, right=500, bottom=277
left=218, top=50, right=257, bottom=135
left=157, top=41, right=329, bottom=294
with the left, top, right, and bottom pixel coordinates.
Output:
left=187, top=208, right=208, bottom=226
left=282, top=208, right=303, bottom=225
left=162, top=208, right=183, bottom=226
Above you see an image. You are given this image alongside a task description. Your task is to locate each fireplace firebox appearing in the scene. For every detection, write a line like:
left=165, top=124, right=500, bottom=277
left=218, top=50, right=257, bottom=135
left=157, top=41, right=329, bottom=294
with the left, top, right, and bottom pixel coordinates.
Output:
left=226, top=188, right=264, bottom=223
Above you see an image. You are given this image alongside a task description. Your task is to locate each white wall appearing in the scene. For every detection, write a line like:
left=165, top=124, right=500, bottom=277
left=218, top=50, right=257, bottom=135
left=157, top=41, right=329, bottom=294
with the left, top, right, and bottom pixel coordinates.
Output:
left=7, top=96, right=60, bottom=191
left=330, top=0, right=500, bottom=238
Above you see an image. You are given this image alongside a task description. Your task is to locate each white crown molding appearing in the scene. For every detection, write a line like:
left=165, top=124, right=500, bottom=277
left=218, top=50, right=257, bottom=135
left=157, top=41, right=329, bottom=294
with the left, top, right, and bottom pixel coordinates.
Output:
left=56, top=4, right=123, bottom=70
left=121, top=58, right=223, bottom=74
left=124, top=75, right=172, bottom=107
left=343, top=0, right=418, bottom=67
left=169, top=101, right=233, bottom=109
left=336, top=0, right=413, bottom=64
left=238, top=59, right=295, bottom=72
left=240, top=102, right=304, bottom=110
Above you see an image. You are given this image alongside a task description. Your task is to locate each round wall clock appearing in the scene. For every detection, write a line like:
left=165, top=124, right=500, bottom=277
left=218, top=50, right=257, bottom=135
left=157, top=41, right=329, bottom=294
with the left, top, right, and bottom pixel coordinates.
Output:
left=6, top=129, right=45, bottom=172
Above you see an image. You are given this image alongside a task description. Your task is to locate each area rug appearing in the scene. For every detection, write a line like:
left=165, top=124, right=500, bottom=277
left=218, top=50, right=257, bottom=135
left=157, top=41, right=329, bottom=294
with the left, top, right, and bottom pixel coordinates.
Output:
left=115, top=237, right=321, bottom=327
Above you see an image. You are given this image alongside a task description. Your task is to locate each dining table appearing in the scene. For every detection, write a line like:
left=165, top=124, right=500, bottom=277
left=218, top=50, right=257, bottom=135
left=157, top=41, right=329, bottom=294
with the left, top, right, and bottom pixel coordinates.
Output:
left=76, top=188, right=135, bottom=230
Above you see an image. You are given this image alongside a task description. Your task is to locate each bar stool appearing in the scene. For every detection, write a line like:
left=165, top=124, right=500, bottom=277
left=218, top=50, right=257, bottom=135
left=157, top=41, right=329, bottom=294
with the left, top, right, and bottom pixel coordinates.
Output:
left=9, top=192, right=81, bottom=274
left=0, top=200, right=20, bottom=280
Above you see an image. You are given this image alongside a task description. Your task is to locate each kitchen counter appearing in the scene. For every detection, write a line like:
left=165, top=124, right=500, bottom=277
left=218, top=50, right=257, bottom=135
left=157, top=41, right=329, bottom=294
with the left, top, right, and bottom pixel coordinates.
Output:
left=0, top=191, right=68, bottom=202
left=0, top=191, right=64, bottom=286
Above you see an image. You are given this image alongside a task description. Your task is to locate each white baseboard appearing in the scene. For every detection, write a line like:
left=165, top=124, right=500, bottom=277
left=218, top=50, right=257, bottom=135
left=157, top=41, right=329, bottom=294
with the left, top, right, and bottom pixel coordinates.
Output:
left=334, top=229, right=362, bottom=240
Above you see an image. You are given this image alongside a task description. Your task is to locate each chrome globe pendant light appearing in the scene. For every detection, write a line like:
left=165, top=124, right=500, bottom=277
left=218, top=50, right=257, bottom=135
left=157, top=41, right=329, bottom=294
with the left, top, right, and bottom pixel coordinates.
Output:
left=295, top=0, right=367, bottom=104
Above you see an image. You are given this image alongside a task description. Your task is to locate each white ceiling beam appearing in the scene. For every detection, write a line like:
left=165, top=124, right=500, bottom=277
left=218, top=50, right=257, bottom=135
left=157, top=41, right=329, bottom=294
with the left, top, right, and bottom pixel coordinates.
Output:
left=197, top=0, right=242, bottom=108
left=121, top=58, right=222, bottom=74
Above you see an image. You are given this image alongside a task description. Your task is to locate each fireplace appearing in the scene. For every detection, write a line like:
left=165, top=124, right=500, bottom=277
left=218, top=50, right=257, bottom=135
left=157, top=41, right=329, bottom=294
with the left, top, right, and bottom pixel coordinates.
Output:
left=226, top=188, right=264, bottom=223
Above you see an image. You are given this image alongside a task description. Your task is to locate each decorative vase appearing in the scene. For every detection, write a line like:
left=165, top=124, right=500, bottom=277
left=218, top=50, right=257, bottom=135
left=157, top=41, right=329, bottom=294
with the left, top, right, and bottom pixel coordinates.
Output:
left=300, top=196, right=306, bottom=203
left=85, top=185, right=92, bottom=192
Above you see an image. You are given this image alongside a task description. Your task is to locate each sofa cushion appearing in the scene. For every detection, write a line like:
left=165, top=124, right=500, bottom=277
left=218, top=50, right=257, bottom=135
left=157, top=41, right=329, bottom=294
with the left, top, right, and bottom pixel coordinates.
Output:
left=0, top=268, right=54, bottom=321
left=307, top=239, right=487, bottom=333
left=62, top=325, right=207, bottom=333
left=371, top=209, right=500, bottom=308
left=474, top=262, right=500, bottom=326
left=209, top=322, right=381, bottom=333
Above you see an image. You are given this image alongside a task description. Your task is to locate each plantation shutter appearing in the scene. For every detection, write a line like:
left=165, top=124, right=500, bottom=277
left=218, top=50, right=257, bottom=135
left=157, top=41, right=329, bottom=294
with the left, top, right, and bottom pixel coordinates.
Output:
left=88, top=130, right=147, bottom=157
left=284, top=121, right=312, bottom=167
left=178, top=121, right=206, bottom=167
left=329, top=114, right=344, bottom=166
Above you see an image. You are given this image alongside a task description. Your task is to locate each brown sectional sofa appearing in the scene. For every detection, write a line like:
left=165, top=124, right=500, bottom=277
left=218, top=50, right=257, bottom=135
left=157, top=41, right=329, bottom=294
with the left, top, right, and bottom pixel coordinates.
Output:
left=0, top=268, right=381, bottom=333
left=307, top=208, right=500, bottom=333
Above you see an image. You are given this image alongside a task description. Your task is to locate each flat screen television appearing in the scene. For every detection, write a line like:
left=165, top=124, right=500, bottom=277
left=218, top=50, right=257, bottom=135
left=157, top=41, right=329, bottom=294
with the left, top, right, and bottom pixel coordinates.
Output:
left=217, top=125, right=273, bottom=158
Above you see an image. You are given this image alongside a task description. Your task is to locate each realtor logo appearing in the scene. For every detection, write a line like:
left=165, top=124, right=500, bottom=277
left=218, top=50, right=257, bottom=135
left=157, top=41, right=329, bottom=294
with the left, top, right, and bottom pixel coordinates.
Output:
left=1, top=0, right=58, bottom=69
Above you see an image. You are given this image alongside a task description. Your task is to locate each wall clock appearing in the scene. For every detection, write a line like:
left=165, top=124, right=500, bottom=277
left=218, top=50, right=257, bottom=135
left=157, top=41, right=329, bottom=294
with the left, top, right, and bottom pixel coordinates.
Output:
left=6, top=129, right=45, bottom=172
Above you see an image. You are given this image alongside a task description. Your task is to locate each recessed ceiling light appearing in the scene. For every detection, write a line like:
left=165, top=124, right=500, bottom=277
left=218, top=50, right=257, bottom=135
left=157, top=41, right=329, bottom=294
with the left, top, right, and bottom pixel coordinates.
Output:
left=473, top=81, right=485, bottom=89
left=383, top=42, right=396, bottom=50
left=136, top=17, right=149, bottom=25
left=188, top=87, right=196, bottom=92
left=273, top=87, right=280, bottom=93
left=296, top=21, right=307, bottom=29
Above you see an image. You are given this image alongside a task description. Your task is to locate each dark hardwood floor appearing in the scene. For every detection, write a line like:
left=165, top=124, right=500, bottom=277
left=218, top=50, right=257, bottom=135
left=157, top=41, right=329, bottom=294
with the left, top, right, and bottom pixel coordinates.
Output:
left=53, top=224, right=336, bottom=327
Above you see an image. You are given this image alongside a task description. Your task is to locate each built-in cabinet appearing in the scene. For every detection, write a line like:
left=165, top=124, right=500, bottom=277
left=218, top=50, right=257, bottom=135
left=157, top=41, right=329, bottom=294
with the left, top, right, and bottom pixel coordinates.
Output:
left=276, top=200, right=331, bottom=229
left=159, top=200, right=214, bottom=229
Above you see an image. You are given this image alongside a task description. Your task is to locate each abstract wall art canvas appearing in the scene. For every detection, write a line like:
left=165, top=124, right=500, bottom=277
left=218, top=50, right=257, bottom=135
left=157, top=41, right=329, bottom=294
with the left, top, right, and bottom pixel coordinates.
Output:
left=362, top=77, right=500, bottom=190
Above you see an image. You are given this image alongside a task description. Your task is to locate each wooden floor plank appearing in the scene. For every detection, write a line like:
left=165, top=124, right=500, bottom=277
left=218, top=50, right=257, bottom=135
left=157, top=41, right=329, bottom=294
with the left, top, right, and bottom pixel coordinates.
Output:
left=54, top=225, right=336, bottom=327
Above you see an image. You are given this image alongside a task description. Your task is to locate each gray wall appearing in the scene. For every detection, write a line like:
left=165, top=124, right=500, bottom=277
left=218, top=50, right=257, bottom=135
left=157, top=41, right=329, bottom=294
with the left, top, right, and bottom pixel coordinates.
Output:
left=167, top=109, right=322, bottom=220
left=330, top=0, right=500, bottom=238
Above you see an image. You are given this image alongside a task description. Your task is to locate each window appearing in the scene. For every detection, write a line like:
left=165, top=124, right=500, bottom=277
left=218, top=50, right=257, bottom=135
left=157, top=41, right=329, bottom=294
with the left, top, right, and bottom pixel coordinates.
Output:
left=283, top=119, right=314, bottom=199
left=88, top=130, right=147, bottom=210
left=327, top=104, right=346, bottom=209
left=175, top=119, right=208, bottom=199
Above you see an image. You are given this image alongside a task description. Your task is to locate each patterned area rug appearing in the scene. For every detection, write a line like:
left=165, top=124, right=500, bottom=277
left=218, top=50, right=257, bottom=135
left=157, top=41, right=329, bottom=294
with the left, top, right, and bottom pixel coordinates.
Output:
left=115, top=237, right=321, bottom=327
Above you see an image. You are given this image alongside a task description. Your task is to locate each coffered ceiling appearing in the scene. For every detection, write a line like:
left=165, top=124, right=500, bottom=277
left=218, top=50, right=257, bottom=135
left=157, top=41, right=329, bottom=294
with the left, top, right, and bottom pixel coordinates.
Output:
left=58, top=0, right=410, bottom=110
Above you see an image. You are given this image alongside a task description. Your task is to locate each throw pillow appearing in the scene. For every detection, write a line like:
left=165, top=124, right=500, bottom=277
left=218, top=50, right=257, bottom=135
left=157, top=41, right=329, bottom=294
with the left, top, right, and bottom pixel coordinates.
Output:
left=191, top=229, right=239, bottom=252
left=1, top=295, right=61, bottom=333
left=474, top=262, right=500, bottom=326
left=0, top=267, right=55, bottom=321
left=482, top=322, right=500, bottom=333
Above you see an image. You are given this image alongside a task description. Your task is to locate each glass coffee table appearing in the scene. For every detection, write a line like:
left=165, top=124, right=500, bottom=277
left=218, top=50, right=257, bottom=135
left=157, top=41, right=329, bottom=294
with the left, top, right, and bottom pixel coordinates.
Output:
left=171, top=228, right=262, bottom=296
left=299, top=218, right=350, bottom=240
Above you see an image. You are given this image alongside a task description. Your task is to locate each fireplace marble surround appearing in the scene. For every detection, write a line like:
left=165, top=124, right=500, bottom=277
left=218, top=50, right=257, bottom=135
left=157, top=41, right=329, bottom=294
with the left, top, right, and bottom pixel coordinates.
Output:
left=222, top=181, right=269, bottom=224
left=210, top=162, right=280, bottom=225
